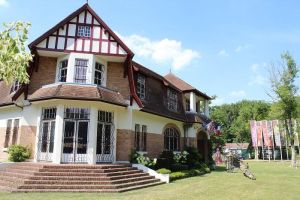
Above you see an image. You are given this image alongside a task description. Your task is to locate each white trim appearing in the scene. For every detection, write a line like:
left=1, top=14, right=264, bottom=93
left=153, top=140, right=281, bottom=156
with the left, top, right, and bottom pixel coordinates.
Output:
left=132, top=164, right=169, bottom=183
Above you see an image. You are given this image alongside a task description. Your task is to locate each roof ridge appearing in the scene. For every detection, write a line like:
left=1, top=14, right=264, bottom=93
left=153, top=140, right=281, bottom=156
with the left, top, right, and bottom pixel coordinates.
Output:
left=164, top=73, right=195, bottom=90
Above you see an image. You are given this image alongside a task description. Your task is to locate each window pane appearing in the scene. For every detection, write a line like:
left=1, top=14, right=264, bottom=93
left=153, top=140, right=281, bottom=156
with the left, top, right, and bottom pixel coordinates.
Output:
left=58, top=60, right=68, bottom=82
left=94, top=62, right=104, bottom=86
left=135, top=124, right=140, bottom=151
left=77, top=26, right=91, bottom=37
left=137, top=74, right=145, bottom=99
left=11, top=119, right=20, bottom=145
left=74, top=59, right=88, bottom=83
left=4, top=119, right=12, bottom=148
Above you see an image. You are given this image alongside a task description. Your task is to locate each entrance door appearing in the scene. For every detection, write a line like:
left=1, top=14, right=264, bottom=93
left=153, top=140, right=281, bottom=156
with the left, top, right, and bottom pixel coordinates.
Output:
left=62, top=120, right=89, bottom=163
left=96, top=110, right=114, bottom=163
left=38, top=121, right=55, bottom=161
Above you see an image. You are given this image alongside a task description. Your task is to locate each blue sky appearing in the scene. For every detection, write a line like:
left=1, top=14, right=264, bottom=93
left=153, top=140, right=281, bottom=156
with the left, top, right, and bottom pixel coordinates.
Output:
left=1, top=0, right=300, bottom=105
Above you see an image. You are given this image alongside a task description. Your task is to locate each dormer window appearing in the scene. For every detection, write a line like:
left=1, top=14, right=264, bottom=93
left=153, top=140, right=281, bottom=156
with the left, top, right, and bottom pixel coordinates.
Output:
left=58, top=60, right=68, bottom=82
left=10, top=80, right=20, bottom=93
left=137, top=74, right=145, bottom=99
left=167, top=88, right=178, bottom=112
left=74, top=59, right=88, bottom=83
left=77, top=26, right=91, bottom=37
left=186, top=98, right=190, bottom=111
left=94, top=62, right=104, bottom=86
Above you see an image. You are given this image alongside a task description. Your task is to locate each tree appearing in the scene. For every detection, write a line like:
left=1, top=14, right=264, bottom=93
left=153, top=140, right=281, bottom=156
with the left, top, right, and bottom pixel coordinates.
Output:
left=211, top=100, right=270, bottom=144
left=269, top=52, right=299, bottom=167
left=0, top=21, right=33, bottom=85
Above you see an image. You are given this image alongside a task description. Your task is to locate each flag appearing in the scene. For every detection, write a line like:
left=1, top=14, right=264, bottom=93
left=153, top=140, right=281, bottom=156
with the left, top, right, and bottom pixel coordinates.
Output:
left=266, top=121, right=273, bottom=147
left=250, top=120, right=257, bottom=147
left=256, top=121, right=263, bottom=147
left=272, top=120, right=281, bottom=147
left=262, top=120, right=272, bottom=147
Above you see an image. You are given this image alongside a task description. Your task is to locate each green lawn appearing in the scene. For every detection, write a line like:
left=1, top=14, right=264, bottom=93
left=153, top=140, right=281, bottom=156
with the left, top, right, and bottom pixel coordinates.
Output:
left=1, top=161, right=299, bottom=200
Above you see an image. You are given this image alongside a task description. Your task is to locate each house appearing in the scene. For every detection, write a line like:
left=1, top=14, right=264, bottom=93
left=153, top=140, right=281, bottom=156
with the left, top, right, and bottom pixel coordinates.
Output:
left=224, top=143, right=250, bottom=159
left=0, top=3, right=212, bottom=165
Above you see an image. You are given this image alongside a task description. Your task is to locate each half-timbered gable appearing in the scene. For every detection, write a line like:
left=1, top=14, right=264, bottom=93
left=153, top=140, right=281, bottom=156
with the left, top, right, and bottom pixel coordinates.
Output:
left=29, top=4, right=132, bottom=57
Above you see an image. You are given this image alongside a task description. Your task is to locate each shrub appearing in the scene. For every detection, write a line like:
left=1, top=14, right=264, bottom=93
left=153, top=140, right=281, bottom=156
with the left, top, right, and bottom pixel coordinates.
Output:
left=157, top=151, right=175, bottom=169
left=184, top=147, right=202, bottom=168
left=170, top=171, right=188, bottom=181
left=130, top=151, right=156, bottom=168
left=8, top=145, right=31, bottom=162
left=173, top=151, right=189, bottom=164
left=156, top=168, right=171, bottom=174
left=170, top=163, right=189, bottom=171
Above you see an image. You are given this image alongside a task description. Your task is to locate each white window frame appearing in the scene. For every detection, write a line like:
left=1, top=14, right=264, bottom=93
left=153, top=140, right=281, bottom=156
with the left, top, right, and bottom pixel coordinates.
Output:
left=94, top=62, right=104, bottom=86
left=77, top=26, right=91, bottom=37
left=58, top=60, right=68, bottom=82
left=74, top=59, right=89, bottom=84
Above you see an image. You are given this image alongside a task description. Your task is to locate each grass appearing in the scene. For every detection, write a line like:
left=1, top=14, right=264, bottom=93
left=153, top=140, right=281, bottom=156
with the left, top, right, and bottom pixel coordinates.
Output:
left=1, top=161, right=300, bottom=200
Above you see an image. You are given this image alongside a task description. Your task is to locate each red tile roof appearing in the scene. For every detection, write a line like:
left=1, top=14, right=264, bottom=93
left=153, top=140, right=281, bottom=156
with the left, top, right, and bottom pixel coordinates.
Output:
left=164, top=73, right=211, bottom=100
left=225, top=143, right=249, bottom=150
left=28, top=84, right=128, bottom=106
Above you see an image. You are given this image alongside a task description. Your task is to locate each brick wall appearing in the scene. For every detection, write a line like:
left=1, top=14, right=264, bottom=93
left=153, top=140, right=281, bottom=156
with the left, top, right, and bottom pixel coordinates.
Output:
left=116, top=129, right=134, bottom=161
left=107, top=62, right=130, bottom=100
left=28, top=56, right=57, bottom=95
left=19, top=126, right=37, bottom=159
left=147, top=133, right=164, bottom=158
left=0, top=127, right=8, bottom=161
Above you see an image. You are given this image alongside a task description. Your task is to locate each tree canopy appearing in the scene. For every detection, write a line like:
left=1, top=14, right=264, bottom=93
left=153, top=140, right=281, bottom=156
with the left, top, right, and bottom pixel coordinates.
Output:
left=0, top=21, right=32, bottom=84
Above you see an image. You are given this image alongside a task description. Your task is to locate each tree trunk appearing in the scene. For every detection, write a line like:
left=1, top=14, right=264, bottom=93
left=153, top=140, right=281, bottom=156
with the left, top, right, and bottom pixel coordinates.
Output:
left=291, top=144, right=297, bottom=168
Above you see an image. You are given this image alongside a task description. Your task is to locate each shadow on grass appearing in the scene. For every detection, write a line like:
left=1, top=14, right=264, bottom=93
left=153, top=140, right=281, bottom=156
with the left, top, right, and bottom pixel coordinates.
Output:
left=213, top=166, right=226, bottom=172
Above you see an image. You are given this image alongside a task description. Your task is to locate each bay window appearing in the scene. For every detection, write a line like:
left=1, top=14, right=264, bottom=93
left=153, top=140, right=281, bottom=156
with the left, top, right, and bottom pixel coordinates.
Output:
left=74, top=59, right=88, bottom=83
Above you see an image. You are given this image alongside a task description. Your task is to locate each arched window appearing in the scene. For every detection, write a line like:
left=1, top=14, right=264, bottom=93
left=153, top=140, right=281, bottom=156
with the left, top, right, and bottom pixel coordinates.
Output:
left=164, top=127, right=180, bottom=151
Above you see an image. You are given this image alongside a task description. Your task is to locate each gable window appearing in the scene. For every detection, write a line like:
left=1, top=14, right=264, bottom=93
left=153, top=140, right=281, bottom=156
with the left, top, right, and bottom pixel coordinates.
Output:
left=185, top=99, right=190, bottom=111
left=137, top=74, right=145, bottom=99
left=135, top=124, right=147, bottom=152
left=58, top=60, right=68, bottom=82
left=167, top=88, right=178, bottom=112
left=4, top=119, right=20, bottom=148
left=74, top=59, right=88, bottom=83
left=94, top=62, right=104, bottom=86
left=10, top=80, right=20, bottom=93
left=164, top=127, right=180, bottom=151
left=77, top=26, right=91, bottom=37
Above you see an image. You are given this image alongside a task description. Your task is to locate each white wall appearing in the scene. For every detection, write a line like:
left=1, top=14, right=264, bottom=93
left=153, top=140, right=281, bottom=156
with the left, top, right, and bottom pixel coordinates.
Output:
left=132, top=110, right=184, bottom=136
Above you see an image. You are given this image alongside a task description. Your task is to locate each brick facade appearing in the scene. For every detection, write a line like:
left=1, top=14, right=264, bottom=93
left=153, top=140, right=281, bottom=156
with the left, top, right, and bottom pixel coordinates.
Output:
left=0, top=127, right=8, bottom=160
left=28, top=56, right=57, bottom=95
left=116, top=129, right=134, bottom=161
left=107, top=62, right=130, bottom=100
left=19, top=126, right=37, bottom=159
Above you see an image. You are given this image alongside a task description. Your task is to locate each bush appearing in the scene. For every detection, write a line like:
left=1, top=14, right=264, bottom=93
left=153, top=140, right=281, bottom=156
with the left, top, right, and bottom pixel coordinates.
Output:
left=184, top=147, right=202, bottom=168
left=8, top=145, right=31, bottom=162
left=131, top=151, right=156, bottom=168
left=156, top=168, right=171, bottom=174
left=170, top=163, right=189, bottom=171
left=170, top=171, right=187, bottom=181
left=173, top=151, right=189, bottom=164
left=157, top=151, right=175, bottom=169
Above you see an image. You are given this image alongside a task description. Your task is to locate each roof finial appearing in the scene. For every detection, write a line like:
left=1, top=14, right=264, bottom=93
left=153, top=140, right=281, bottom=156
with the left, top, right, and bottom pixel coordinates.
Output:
left=169, top=68, right=172, bottom=74
left=86, top=0, right=89, bottom=4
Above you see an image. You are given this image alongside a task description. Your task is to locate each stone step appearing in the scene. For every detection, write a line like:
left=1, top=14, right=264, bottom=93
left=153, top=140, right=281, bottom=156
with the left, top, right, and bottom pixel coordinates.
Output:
left=18, top=179, right=160, bottom=190
left=42, top=164, right=131, bottom=169
left=28, top=172, right=149, bottom=181
left=32, top=169, right=143, bottom=177
left=0, top=171, right=33, bottom=179
left=38, top=167, right=136, bottom=173
left=13, top=182, right=164, bottom=193
left=23, top=175, right=154, bottom=185
left=4, top=168, right=40, bottom=175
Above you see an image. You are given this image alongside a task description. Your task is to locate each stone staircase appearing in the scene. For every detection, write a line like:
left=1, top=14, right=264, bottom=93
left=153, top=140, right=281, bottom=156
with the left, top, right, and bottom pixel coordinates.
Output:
left=0, top=162, right=163, bottom=192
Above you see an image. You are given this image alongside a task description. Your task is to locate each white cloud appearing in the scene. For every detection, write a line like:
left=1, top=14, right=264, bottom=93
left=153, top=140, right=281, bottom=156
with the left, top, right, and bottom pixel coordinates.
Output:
left=218, top=49, right=229, bottom=57
left=0, top=0, right=9, bottom=7
left=118, top=34, right=200, bottom=70
left=248, top=63, right=268, bottom=86
left=230, top=90, right=247, bottom=98
left=211, top=97, right=225, bottom=106
left=235, top=44, right=250, bottom=52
